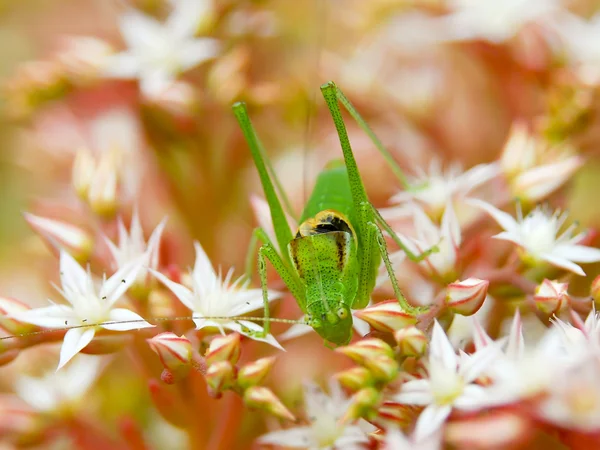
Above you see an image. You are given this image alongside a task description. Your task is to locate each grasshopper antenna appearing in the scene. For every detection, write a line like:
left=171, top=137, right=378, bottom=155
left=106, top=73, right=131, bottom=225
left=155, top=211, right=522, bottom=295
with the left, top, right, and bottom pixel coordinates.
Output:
left=302, top=0, right=329, bottom=206
left=0, top=315, right=305, bottom=341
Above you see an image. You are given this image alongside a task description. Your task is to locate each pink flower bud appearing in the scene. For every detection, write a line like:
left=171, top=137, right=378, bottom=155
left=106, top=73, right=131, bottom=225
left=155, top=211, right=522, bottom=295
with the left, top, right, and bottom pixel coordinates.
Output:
left=335, top=338, right=394, bottom=364
left=24, top=213, right=94, bottom=262
left=205, top=333, right=241, bottom=366
left=353, top=300, right=417, bottom=333
left=147, top=333, right=192, bottom=378
left=335, top=367, right=374, bottom=391
left=205, top=361, right=235, bottom=394
left=237, top=357, right=276, bottom=390
left=340, top=387, right=380, bottom=424
left=374, top=402, right=419, bottom=428
left=394, top=326, right=428, bottom=357
left=0, top=297, right=37, bottom=336
left=534, top=279, right=570, bottom=314
left=446, top=278, right=489, bottom=316
left=243, top=386, right=295, bottom=422
left=363, top=355, right=399, bottom=383
left=446, top=411, right=532, bottom=449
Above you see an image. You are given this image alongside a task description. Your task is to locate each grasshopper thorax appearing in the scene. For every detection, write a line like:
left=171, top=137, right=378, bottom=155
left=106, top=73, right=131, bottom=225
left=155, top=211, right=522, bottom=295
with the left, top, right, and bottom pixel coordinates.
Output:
left=288, top=210, right=359, bottom=345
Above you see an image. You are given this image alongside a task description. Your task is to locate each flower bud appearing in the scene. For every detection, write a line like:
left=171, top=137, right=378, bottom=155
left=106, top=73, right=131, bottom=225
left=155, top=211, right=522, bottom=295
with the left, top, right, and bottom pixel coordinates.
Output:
left=353, top=300, right=417, bottom=333
left=340, top=387, right=380, bottom=424
left=446, top=278, right=489, bottom=316
left=205, top=361, right=235, bottom=394
left=237, top=357, right=276, bottom=390
left=72, top=148, right=97, bottom=200
left=335, top=367, right=374, bottom=391
left=205, top=333, right=241, bottom=366
left=374, top=402, right=418, bottom=428
left=23, top=213, right=93, bottom=262
left=363, top=355, right=399, bottom=383
left=87, top=150, right=119, bottom=218
left=0, top=297, right=37, bottom=336
left=394, top=326, right=428, bottom=357
left=147, top=333, right=192, bottom=379
left=335, top=338, right=394, bottom=364
left=243, top=386, right=295, bottom=422
left=534, top=279, right=570, bottom=314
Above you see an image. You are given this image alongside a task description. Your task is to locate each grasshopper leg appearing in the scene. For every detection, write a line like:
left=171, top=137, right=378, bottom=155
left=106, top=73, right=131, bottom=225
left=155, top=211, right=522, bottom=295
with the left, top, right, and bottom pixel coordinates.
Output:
left=371, top=204, right=439, bottom=263
left=247, top=228, right=306, bottom=338
left=367, top=220, right=428, bottom=315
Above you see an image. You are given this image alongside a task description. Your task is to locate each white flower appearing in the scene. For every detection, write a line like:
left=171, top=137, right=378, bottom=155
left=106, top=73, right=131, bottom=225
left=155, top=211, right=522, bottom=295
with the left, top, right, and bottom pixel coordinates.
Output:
left=105, top=1, right=220, bottom=96
left=388, top=159, right=497, bottom=220
left=442, top=0, right=560, bottom=44
left=537, top=357, right=600, bottom=432
left=12, top=251, right=153, bottom=370
left=471, top=200, right=600, bottom=276
left=151, top=241, right=283, bottom=350
left=14, top=355, right=103, bottom=412
left=393, top=203, right=461, bottom=281
left=393, top=321, right=500, bottom=440
left=551, top=307, right=600, bottom=359
left=498, top=122, right=582, bottom=202
left=259, top=380, right=373, bottom=449
left=553, top=12, right=600, bottom=85
left=105, top=210, right=167, bottom=289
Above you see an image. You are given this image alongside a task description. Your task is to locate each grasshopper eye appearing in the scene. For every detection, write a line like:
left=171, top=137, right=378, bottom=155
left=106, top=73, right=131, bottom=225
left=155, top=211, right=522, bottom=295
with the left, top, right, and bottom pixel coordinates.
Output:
left=337, top=308, right=348, bottom=319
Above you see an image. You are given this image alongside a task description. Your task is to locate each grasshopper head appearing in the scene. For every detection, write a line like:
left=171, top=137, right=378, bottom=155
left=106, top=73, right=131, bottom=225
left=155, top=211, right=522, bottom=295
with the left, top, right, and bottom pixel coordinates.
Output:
left=307, top=306, right=353, bottom=346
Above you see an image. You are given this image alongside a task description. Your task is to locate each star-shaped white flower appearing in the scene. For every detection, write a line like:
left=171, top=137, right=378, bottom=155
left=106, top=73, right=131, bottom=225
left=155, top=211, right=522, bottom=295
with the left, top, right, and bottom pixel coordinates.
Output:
left=105, top=0, right=220, bottom=96
left=471, top=200, right=600, bottom=276
left=392, top=203, right=461, bottom=282
left=259, top=380, right=374, bottom=449
left=393, top=321, right=500, bottom=440
left=387, top=159, right=497, bottom=221
left=105, top=210, right=167, bottom=290
left=152, top=241, right=283, bottom=350
left=14, top=355, right=103, bottom=412
left=442, top=0, right=560, bottom=43
left=12, top=251, right=154, bottom=370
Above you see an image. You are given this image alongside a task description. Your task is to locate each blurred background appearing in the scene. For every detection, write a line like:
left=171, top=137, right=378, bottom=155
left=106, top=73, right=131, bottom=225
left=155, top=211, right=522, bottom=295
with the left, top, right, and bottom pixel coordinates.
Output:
left=1, top=0, right=600, bottom=448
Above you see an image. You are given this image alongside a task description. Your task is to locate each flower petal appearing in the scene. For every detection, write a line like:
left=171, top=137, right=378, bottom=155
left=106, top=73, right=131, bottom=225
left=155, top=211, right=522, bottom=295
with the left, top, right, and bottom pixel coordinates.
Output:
left=119, top=9, right=165, bottom=49
left=59, top=251, right=90, bottom=299
left=430, top=320, right=458, bottom=370
left=469, top=199, right=518, bottom=234
left=226, top=320, right=284, bottom=351
left=178, top=38, right=220, bottom=70
left=259, top=426, right=315, bottom=448
left=12, top=304, right=75, bottom=328
left=394, top=379, right=434, bottom=406
left=278, top=322, right=312, bottom=341
left=57, top=328, right=96, bottom=370
left=539, top=253, right=585, bottom=276
left=102, top=256, right=146, bottom=306
left=552, top=244, right=600, bottom=263
left=104, top=51, right=141, bottom=78
left=103, top=308, right=155, bottom=331
left=414, top=404, right=452, bottom=441
left=192, top=241, right=218, bottom=290
left=150, top=269, right=196, bottom=310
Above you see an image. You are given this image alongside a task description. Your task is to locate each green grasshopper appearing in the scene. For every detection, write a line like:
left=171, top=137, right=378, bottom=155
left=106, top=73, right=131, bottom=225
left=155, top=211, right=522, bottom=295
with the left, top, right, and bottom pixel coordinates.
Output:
left=0, top=82, right=435, bottom=349
left=233, top=81, right=437, bottom=346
